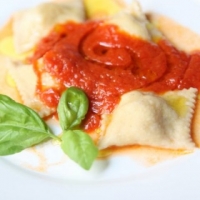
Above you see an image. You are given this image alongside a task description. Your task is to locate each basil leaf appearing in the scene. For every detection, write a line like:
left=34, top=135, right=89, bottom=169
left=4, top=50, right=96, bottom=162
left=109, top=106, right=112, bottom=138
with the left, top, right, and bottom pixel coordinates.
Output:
left=61, top=130, right=99, bottom=170
left=0, top=95, right=55, bottom=155
left=57, top=87, right=89, bottom=130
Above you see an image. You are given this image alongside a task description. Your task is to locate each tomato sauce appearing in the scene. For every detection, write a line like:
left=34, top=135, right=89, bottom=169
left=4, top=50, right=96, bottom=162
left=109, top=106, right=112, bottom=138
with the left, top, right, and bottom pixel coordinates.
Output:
left=179, top=53, right=200, bottom=90
left=31, top=21, right=200, bottom=132
left=144, top=39, right=190, bottom=93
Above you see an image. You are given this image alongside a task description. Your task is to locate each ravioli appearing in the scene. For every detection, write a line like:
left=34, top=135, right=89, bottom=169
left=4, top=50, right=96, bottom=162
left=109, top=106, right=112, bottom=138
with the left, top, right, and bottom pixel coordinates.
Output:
left=99, top=88, right=197, bottom=150
left=104, top=12, right=150, bottom=41
left=147, top=13, right=200, bottom=53
left=13, top=0, right=85, bottom=53
left=85, top=0, right=151, bottom=40
left=4, top=59, right=55, bottom=117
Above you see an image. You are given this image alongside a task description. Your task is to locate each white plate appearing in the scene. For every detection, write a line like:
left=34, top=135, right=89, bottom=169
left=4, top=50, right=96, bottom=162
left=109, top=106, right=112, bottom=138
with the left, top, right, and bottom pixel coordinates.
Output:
left=1, top=0, right=200, bottom=199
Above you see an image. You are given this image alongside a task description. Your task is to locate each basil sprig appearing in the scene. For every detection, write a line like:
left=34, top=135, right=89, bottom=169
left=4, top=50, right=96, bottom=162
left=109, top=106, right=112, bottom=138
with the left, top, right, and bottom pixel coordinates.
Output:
left=58, top=87, right=99, bottom=170
left=0, top=95, right=57, bottom=155
left=0, top=87, right=98, bottom=170
left=57, top=87, right=89, bottom=130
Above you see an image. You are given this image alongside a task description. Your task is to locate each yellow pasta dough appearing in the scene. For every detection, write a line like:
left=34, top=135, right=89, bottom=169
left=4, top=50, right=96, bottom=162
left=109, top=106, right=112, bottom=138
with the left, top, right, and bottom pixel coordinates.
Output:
left=0, top=55, right=21, bottom=102
left=4, top=59, right=55, bottom=117
left=13, top=0, right=85, bottom=53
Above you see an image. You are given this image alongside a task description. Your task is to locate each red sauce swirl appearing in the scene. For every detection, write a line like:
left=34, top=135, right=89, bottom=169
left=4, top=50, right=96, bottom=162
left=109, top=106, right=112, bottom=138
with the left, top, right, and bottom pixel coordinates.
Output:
left=31, top=21, right=200, bottom=132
